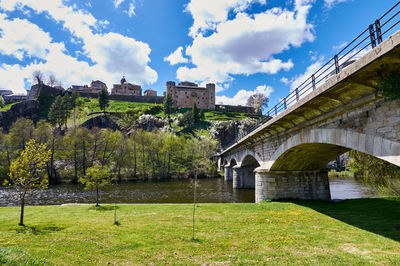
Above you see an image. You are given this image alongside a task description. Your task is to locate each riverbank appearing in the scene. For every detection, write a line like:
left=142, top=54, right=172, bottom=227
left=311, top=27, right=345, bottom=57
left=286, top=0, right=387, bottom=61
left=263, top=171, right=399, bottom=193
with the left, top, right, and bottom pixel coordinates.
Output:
left=1, top=198, right=399, bottom=264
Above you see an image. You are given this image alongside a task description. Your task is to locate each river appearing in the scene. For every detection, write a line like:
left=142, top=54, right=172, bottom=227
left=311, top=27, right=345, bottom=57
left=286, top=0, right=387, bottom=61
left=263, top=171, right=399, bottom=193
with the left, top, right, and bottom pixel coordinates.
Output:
left=0, top=177, right=376, bottom=207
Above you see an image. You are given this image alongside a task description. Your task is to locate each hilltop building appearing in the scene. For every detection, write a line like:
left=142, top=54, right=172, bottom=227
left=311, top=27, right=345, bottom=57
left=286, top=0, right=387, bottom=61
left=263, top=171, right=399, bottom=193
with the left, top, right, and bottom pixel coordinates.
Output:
left=69, top=80, right=107, bottom=94
left=166, top=81, right=215, bottom=110
left=90, top=80, right=107, bottom=91
left=144, top=89, right=157, bottom=97
left=111, top=76, right=142, bottom=96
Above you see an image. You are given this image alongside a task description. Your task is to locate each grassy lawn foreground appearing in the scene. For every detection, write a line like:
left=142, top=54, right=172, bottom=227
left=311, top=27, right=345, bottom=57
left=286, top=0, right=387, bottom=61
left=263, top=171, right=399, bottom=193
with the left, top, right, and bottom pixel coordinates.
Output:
left=0, top=198, right=399, bottom=265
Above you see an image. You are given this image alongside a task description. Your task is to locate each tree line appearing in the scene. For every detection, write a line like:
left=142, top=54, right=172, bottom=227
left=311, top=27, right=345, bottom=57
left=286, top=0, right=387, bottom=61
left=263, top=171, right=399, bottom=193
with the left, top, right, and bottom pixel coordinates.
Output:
left=0, top=116, right=218, bottom=185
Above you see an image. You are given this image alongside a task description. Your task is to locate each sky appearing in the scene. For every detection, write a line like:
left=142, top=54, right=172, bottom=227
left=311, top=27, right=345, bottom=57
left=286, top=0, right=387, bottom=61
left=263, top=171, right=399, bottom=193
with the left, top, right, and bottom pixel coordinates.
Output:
left=0, top=0, right=397, bottom=109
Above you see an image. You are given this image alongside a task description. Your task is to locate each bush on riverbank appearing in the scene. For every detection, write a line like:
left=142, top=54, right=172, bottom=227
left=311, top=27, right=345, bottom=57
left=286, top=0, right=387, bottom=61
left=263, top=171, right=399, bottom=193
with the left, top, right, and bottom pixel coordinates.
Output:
left=0, top=198, right=399, bottom=264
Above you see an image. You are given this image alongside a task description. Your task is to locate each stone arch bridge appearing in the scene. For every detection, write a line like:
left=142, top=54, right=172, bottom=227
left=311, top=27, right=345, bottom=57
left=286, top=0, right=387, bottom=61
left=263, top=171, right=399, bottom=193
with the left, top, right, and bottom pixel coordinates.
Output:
left=219, top=29, right=400, bottom=203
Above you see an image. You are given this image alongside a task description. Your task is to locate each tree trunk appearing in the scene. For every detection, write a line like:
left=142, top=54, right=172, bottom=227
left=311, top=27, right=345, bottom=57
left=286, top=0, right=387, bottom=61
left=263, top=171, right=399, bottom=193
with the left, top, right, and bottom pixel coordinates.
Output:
left=49, top=132, right=56, bottom=184
left=73, top=143, right=78, bottom=183
left=91, top=138, right=98, bottom=166
left=167, top=153, right=171, bottom=178
left=96, top=186, right=99, bottom=207
left=142, top=144, right=146, bottom=179
left=102, top=140, right=109, bottom=165
left=82, top=139, right=86, bottom=176
left=192, top=170, right=197, bottom=241
left=117, top=164, right=122, bottom=182
left=133, top=142, right=137, bottom=177
left=19, top=196, right=25, bottom=226
left=6, top=147, right=11, bottom=167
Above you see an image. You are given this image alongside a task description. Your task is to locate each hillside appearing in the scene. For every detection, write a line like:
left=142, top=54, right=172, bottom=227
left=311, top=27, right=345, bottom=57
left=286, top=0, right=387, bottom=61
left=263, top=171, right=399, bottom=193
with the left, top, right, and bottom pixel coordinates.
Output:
left=0, top=97, right=261, bottom=141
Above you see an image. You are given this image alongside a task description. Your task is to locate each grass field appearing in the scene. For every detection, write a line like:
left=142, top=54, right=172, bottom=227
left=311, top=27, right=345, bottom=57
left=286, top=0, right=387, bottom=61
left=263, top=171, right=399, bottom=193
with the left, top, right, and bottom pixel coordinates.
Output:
left=0, top=101, right=22, bottom=112
left=0, top=198, right=399, bottom=265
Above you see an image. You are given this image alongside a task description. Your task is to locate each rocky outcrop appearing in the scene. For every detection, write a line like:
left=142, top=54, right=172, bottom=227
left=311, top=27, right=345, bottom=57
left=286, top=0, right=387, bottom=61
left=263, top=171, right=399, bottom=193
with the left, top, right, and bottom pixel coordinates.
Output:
left=210, top=118, right=258, bottom=149
left=81, top=115, right=120, bottom=130
left=0, top=100, right=40, bottom=131
left=134, top=114, right=165, bottom=131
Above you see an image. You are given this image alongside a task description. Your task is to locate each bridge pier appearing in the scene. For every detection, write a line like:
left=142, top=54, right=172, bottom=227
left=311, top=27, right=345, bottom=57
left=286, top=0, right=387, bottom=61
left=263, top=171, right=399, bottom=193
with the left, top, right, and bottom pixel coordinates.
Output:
left=232, top=165, right=256, bottom=189
left=255, top=169, right=331, bottom=203
left=223, top=164, right=233, bottom=181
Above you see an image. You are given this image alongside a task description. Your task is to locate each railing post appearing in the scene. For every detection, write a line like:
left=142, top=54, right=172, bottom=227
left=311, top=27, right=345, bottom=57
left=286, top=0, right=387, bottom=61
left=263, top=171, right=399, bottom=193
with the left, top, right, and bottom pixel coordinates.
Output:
left=375, top=19, right=383, bottom=44
left=312, top=74, right=316, bottom=90
left=274, top=106, right=277, bottom=116
left=369, top=24, right=376, bottom=48
left=295, top=88, right=299, bottom=102
left=334, top=54, right=339, bottom=74
left=283, top=97, right=287, bottom=110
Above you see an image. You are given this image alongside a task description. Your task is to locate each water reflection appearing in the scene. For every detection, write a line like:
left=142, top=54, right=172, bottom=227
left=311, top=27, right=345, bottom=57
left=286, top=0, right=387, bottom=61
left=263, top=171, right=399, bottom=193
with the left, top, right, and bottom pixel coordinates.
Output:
left=329, top=178, right=375, bottom=200
left=0, top=177, right=376, bottom=207
left=0, top=178, right=255, bottom=207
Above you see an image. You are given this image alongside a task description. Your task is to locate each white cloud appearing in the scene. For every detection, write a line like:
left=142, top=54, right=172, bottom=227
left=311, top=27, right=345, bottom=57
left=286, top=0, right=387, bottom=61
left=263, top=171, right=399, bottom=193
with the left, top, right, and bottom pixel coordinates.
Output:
left=84, top=32, right=157, bottom=84
left=333, top=41, right=347, bottom=51
left=216, top=84, right=273, bottom=106
left=164, top=47, right=189, bottom=65
left=113, top=0, right=124, bottom=8
left=324, top=0, right=352, bottom=9
left=185, top=0, right=267, bottom=38
left=0, top=0, right=157, bottom=93
left=0, top=15, right=54, bottom=61
left=125, top=2, right=135, bottom=17
left=177, top=0, right=314, bottom=85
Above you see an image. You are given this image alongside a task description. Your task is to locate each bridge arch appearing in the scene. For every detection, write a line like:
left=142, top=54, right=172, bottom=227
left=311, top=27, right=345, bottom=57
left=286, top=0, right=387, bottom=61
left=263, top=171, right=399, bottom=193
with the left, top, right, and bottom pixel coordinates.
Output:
left=222, top=157, right=238, bottom=181
left=232, top=154, right=260, bottom=189
left=237, top=150, right=263, bottom=168
left=266, top=128, right=400, bottom=171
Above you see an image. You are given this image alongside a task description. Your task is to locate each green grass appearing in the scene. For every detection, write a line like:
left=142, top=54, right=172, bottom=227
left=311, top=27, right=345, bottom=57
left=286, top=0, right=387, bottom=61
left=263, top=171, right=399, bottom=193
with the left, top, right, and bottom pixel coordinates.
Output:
left=78, top=97, right=161, bottom=114
left=0, top=101, right=22, bottom=112
left=0, top=198, right=399, bottom=265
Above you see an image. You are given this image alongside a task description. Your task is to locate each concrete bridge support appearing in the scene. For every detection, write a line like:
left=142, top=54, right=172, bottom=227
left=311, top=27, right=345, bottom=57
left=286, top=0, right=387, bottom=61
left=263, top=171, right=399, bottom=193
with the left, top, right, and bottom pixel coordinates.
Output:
left=255, top=169, right=331, bottom=203
left=232, top=166, right=256, bottom=189
left=224, top=165, right=233, bottom=181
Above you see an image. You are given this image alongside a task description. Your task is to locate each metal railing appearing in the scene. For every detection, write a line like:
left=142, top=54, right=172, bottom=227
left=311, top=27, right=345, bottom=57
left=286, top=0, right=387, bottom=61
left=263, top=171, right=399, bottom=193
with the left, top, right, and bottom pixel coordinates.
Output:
left=222, top=1, right=400, bottom=151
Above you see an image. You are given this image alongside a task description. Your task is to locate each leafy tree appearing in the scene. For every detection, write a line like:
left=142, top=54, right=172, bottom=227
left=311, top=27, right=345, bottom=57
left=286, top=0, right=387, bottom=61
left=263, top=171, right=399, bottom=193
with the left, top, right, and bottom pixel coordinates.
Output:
left=377, top=71, right=400, bottom=100
left=163, top=94, right=174, bottom=127
left=79, top=165, right=112, bottom=207
left=33, top=120, right=51, bottom=144
left=199, top=109, right=205, bottom=121
left=246, top=93, right=269, bottom=114
left=33, top=120, right=60, bottom=184
left=192, top=103, right=199, bottom=123
left=179, top=111, right=195, bottom=128
left=70, top=91, right=80, bottom=108
left=98, top=88, right=110, bottom=114
left=348, top=150, right=400, bottom=196
left=9, top=118, right=34, bottom=149
left=0, top=95, right=5, bottom=108
left=5, top=139, right=51, bottom=226
left=61, top=93, right=73, bottom=128
left=48, top=96, right=65, bottom=130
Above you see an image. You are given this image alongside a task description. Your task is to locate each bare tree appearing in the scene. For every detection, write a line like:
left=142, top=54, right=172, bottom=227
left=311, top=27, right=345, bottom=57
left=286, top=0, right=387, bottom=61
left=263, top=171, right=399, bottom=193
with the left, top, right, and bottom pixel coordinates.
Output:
left=32, top=70, right=44, bottom=85
left=48, top=74, right=58, bottom=87
left=246, top=93, right=269, bottom=114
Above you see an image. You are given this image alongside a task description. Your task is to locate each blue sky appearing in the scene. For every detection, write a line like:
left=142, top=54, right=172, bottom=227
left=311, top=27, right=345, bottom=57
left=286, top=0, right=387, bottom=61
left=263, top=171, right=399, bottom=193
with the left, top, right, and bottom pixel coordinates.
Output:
left=0, top=0, right=396, bottom=108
